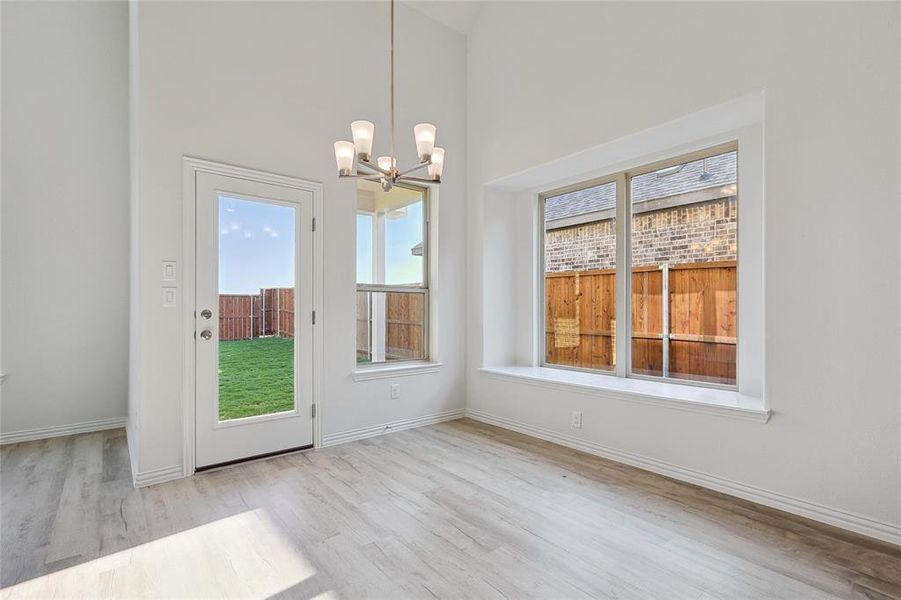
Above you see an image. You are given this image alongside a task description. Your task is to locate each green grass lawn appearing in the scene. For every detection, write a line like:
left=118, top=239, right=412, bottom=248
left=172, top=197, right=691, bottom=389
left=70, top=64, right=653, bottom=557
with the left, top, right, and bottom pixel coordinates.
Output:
left=218, top=336, right=294, bottom=421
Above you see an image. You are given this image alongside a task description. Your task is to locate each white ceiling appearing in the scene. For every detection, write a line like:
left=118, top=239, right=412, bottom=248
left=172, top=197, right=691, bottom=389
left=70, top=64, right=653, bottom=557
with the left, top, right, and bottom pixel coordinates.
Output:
left=407, top=1, right=486, bottom=36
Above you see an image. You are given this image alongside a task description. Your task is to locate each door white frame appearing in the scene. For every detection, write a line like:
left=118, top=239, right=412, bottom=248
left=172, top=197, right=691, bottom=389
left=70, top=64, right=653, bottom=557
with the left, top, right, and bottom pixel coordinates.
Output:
left=181, top=157, right=324, bottom=477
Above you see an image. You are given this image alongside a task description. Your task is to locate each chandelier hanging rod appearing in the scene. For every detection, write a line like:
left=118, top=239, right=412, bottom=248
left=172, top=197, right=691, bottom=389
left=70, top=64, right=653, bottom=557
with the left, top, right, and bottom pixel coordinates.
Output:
left=389, top=0, right=395, bottom=165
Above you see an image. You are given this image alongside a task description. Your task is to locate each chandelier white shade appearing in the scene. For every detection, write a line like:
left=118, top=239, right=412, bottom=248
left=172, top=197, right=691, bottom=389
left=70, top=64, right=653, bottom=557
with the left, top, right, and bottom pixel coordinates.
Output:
left=333, top=141, right=355, bottom=177
left=350, top=120, right=375, bottom=161
left=377, top=156, right=396, bottom=171
left=413, top=123, right=437, bottom=162
left=332, top=0, right=444, bottom=192
left=428, top=147, right=445, bottom=180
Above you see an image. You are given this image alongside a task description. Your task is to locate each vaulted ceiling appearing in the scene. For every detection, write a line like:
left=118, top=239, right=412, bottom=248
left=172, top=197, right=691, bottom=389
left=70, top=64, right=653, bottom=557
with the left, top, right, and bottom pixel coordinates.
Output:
left=408, top=1, right=485, bottom=36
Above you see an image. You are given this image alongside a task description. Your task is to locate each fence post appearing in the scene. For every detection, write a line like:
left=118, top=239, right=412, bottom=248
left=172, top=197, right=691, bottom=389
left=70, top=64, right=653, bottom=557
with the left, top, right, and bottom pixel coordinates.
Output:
left=661, top=263, right=670, bottom=378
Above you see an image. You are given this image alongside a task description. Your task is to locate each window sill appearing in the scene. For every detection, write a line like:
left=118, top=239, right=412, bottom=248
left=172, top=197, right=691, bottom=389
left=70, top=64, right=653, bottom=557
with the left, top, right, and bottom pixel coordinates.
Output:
left=353, top=362, right=443, bottom=382
left=478, top=366, right=770, bottom=423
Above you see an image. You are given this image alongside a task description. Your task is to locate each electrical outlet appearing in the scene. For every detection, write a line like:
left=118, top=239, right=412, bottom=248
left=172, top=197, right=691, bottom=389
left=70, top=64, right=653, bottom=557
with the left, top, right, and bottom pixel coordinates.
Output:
left=571, top=411, right=582, bottom=429
left=390, top=383, right=400, bottom=399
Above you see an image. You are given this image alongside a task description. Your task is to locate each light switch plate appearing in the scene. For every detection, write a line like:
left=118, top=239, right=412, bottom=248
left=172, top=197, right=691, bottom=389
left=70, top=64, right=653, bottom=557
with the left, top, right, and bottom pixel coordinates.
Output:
left=162, top=261, right=177, bottom=282
left=162, top=286, right=177, bottom=308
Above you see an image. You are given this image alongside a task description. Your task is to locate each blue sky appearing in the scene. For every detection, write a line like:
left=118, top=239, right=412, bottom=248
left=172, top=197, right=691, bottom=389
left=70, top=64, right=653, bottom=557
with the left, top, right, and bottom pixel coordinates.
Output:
left=219, top=196, right=295, bottom=294
left=357, top=201, right=424, bottom=285
left=218, top=195, right=423, bottom=293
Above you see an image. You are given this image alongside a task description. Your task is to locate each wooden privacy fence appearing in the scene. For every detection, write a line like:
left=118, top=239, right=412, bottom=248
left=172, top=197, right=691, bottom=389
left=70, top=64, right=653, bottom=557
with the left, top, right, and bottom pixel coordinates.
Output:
left=356, top=291, right=425, bottom=361
left=546, top=260, right=736, bottom=384
left=221, top=286, right=423, bottom=361
left=219, top=287, right=295, bottom=341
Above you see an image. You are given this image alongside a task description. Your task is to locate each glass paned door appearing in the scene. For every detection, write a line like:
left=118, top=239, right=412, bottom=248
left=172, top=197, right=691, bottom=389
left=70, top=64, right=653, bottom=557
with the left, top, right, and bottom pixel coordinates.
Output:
left=195, top=171, right=314, bottom=469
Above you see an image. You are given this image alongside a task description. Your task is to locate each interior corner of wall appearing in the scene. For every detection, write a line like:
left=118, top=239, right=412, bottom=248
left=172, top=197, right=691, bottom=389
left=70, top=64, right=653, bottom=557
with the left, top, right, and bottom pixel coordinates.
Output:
left=125, top=415, right=139, bottom=486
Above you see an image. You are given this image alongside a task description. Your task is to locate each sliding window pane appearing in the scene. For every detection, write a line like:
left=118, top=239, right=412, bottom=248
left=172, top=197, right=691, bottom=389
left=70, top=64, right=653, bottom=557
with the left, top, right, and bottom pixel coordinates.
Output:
left=356, top=181, right=425, bottom=287
left=629, top=150, right=737, bottom=385
left=356, top=291, right=426, bottom=363
left=544, top=181, right=616, bottom=372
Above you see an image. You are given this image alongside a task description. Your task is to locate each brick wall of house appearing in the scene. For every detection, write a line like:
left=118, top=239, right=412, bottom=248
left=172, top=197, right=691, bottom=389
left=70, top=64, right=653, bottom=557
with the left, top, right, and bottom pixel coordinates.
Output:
left=544, top=197, right=737, bottom=272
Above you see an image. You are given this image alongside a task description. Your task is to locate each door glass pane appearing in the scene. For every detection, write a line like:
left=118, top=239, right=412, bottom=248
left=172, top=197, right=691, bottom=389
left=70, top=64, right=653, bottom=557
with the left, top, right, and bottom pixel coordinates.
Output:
left=218, top=196, right=296, bottom=421
left=356, top=290, right=426, bottom=363
left=544, top=180, right=617, bottom=372
left=629, top=150, right=737, bottom=385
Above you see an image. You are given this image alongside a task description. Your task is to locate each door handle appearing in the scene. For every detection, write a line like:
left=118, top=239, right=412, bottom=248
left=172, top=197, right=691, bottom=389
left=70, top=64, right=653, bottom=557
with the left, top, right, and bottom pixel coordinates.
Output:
left=200, top=329, right=213, bottom=340
left=200, top=309, right=212, bottom=319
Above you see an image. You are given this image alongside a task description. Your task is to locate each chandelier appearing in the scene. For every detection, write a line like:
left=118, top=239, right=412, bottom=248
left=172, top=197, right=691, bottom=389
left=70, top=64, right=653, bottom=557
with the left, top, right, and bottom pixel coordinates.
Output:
left=332, top=0, right=444, bottom=192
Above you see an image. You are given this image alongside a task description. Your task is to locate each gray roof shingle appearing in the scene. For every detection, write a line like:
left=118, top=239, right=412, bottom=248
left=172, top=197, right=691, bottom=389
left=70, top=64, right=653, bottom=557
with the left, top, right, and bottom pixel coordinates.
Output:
left=545, top=150, right=736, bottom=222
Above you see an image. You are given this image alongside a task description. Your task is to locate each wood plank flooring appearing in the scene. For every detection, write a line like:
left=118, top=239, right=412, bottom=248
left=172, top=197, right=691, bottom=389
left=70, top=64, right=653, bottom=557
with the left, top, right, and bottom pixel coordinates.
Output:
left=1, top=418, right=899, bottom=599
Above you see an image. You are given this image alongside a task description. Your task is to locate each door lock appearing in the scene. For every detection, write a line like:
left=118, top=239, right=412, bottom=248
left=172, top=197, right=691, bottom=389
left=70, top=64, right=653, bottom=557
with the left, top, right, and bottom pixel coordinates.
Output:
left=200, top=329, right=213, bottom=340
left=200, top=309, right=212, bottom=319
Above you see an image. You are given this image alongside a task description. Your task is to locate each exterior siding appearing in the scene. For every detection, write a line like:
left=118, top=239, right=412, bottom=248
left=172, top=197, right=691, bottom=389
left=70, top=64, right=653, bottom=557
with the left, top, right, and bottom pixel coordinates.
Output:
left=545, top=196, right=737, bottom=272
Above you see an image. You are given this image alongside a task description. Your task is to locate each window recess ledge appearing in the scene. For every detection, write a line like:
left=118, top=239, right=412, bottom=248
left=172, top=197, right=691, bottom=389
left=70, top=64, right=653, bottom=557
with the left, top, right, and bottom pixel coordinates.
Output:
left=478, top=366, right=770, bottom=423
left=353, top=362, right=443, bottom=382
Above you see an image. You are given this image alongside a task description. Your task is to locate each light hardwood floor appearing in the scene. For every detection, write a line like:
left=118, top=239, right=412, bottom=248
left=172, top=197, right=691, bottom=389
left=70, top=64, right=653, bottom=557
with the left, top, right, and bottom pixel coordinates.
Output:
left=1, top=418, right=899, bottom=599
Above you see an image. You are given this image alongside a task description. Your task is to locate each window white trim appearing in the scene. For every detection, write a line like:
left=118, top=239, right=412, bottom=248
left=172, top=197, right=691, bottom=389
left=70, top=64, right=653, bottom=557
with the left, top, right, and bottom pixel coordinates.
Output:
left=480, top=92, right=765, bottom=412
left=538, top=143, right=741, bottom=391
left=353, top=183, right=440, bottom=375
left=479, top=366, right=769, bottom=423
left=352, top=361, right=443, bottom=381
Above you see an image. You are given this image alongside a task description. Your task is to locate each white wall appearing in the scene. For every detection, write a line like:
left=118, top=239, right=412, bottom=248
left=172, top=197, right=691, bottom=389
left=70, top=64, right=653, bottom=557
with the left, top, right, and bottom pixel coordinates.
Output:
left=466, top=1, right=900, bottom=540
left=1, top=1, right=130, bottom=437
left=129, top=1, right=467, bottom=475
left=4, top=0, right=897, bottom=546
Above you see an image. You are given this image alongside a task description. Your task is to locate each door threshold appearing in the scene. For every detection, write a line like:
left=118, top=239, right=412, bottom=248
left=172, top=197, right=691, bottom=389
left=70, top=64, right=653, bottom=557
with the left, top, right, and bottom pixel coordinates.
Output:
left=195, top=444, right=314, bottom=473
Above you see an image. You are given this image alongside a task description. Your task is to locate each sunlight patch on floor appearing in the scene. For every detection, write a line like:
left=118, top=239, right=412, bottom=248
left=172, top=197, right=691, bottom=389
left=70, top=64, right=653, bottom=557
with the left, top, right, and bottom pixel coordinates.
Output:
left=3, top=509, right=322, bottom=599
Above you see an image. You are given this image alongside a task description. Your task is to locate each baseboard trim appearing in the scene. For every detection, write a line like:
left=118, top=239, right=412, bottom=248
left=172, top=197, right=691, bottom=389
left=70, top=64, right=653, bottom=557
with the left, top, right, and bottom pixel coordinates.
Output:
left=133, top=464, right=185, bottom=488
left=322, top=408, right=466, bottom=447
left=0, top=416, right=127, bottom=445
left=125, top=418, right=139, bottom=487
left=465, top=408, right=901, bottom=547
left=128, top=409, right=465, bottom=486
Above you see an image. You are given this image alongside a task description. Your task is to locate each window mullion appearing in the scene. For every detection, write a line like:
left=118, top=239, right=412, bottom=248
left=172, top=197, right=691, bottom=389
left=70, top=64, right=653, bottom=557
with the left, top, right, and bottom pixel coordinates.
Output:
left=614, top=171, right=630, bottom=378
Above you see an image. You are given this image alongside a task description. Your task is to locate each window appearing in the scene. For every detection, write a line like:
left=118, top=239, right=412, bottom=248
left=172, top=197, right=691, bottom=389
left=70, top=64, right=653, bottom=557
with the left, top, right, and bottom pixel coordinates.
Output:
left=544, top=179, right=617, bottom=372
left=542, top=144, right=738, bottom=388
left=356, top=181, right=428, bottom=365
